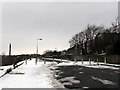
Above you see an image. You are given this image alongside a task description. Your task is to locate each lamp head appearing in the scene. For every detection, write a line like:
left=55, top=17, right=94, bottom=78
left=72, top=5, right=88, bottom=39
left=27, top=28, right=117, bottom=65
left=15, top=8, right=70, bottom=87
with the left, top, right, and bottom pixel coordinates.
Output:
left=38, top=39, right=42, bottom=40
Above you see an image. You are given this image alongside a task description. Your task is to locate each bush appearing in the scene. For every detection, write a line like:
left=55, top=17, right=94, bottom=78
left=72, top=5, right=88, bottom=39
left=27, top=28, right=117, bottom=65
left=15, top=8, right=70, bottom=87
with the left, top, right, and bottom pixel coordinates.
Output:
left=113, top=39, right=120, bottom=54
left=105, top=45, right=114, bottom=55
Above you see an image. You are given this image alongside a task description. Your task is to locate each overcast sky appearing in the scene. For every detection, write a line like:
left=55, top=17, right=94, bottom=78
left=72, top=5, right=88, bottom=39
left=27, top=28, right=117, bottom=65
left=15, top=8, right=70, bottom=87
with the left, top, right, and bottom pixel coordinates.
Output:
left=2, top=2, right=118, bottom=55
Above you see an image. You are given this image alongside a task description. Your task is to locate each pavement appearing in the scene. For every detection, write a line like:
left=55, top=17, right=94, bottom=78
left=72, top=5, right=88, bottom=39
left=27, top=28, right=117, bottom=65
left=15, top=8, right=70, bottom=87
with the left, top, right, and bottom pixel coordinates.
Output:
left=53, top=65, right=120, bottom=89
left=0, top=59, right=64, bottom=89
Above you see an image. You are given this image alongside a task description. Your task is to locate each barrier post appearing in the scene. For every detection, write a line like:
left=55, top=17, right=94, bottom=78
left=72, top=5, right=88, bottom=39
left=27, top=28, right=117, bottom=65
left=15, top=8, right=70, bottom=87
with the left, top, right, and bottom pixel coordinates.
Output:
left=89, top=58, right=91, bottom=65
left=53, top=58, right=54, bottom=62
left=61, top=58, right=62, bottom=63
left=104, top=56, right=106, bottom=64
left=74, top=57, right=76, bottom=63
left=35, top=58, right=37, bottom=65
left=82, top=58, right=83, bottom=64
left=97, top=59, right=99, bottom=65
left=25, top=58, right=27, bottom=65
left=44, top=58, right=46, bottom=64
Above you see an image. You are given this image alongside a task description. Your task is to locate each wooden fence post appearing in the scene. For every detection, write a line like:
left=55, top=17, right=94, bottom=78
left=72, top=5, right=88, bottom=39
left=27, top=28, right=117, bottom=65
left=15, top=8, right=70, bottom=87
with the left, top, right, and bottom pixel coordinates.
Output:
left=25, top=58, right=27, bottom=65
left=39, top=57, right=41, bottom=62
left=35, top=58, right=37, bottom=65
left=53, top=58, right=54, bottom=62
left=82, top=58, right=83, bottom=64
left=89, top=58, right=91, bottom=65
left=74, top=57, right=76, bottom=63
left=104, top=56, right=107, bottom=64
left=61, top=58, right=62, bottom=63
left=97, top=58, right=99, bottom=65
left=44, top=58, right=46, bottom=64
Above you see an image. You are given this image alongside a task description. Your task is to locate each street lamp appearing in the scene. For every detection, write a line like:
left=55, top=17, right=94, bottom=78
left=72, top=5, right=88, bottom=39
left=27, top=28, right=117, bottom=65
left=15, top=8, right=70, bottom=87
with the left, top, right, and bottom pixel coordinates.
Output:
left=36, top=38, right=42, bottom=65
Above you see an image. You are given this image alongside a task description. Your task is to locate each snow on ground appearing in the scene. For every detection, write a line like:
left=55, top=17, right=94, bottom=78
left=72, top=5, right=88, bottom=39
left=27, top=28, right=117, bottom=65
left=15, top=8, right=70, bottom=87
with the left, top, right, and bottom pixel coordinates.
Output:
left=92, top=76, right=116, bottom=85
left=59, top=76, right=80, bottom=84
left=0, top=58, right=119, bottom=89
left=0, top=65, right=13, bottom=77
left=0, top=59, right=64, bottom=89
left=56, top=61, right=120, bottom=70
left=43, top=58, right=68, bottom=62
left=42, top=58, right=120, bottom=70
left=84, top=64, right=119, bottom=69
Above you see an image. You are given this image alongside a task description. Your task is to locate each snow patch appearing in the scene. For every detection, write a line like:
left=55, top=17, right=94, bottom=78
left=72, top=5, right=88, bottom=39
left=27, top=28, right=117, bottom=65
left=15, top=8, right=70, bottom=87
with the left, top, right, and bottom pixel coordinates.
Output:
left=83, top=86, right=89, bottom=89
left=92, top=76, right=116, bottom=85
left=50, top=66, right=59, bottom=70
left=79, top=72, right=83, bottom=74
left=62, top=82, right=72, bottom=86
left=60, top=76, right=80, bottom=84
left=57, top=61, right=119, bottom=70
left=86, top=65, right=119, bottom=70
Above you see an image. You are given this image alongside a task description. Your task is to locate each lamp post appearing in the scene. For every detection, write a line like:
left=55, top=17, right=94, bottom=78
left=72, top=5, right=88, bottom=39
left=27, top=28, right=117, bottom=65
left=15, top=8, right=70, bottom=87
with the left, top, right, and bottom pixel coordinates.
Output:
left=37, top=39, right=42, bottom=54
left=36, top=38, right=42, bottom=65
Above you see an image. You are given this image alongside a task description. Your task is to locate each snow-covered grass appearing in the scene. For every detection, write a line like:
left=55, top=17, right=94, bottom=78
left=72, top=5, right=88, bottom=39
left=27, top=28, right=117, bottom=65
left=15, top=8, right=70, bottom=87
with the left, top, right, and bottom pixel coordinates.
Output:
left=0, top=65, right=13, bottom=71
left=56, top=61, right=120, bottom=70
left=0, top=65, right=13, bottom=77
left=0, top=59, right=64, bottom=89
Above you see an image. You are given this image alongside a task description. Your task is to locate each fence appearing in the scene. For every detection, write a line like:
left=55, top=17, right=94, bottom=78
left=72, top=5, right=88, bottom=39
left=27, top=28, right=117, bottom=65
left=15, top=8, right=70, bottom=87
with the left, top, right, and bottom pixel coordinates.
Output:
left=69, top=55, right=120, bottom=64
